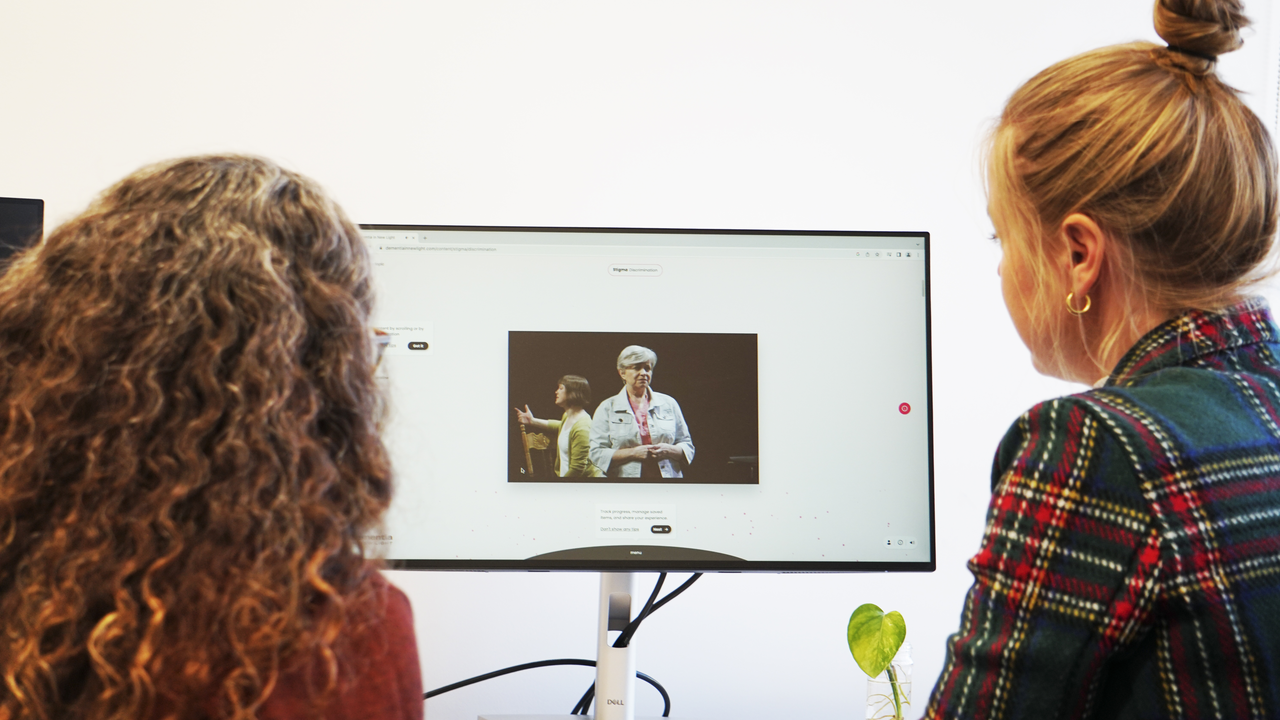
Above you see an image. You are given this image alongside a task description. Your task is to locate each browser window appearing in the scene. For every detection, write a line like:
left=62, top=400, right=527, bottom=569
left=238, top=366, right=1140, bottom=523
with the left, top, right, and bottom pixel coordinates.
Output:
left=364, top=225, right=932, bottom=569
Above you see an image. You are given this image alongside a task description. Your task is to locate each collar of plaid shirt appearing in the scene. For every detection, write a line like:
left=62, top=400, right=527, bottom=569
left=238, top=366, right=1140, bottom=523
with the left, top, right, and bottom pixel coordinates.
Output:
left=1104, top=297, right=1278, bottom=387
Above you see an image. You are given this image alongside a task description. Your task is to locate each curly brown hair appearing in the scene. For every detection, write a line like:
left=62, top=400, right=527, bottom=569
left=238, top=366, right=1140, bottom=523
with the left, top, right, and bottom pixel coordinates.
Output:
left=0, top=156, right=393, bottom=720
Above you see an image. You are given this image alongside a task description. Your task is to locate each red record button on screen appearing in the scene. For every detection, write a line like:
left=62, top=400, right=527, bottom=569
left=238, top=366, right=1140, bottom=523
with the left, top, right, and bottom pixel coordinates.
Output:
left=898, top=402, right=911, bottom=415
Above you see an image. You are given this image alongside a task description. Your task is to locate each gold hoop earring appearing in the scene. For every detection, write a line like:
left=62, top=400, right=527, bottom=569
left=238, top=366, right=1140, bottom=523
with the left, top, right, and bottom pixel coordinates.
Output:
left=1066, top=292, right=1091, bottom=316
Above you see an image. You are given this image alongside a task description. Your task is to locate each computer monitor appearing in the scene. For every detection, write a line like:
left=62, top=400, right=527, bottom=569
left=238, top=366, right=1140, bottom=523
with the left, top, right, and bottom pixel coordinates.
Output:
left=0, top=198, right=43, bottom=268
left=362, top=225, right=934, bottom=573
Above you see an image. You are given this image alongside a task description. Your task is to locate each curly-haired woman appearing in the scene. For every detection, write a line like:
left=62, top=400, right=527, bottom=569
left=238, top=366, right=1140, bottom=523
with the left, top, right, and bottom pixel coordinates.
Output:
left=0, top=156, right=421, bottom=720
left=926, top=0, right=1280, bottom=718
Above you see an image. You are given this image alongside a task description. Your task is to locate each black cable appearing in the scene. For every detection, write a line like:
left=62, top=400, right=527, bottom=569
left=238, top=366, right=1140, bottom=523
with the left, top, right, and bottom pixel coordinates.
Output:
left=425, top=658, right=592, bottom=699
left=616, top=572, right=704, bottom=650
left=570, top=685, right=594, bottom=716
left=643, top=671, right=671, bottom=715
left=423, top=658, right=669, bottom=715
left=646, top=572, right=702, bottom=615
left=424, top=573, right=703, bottom=716
left=614, top=572, right=665, bottom=648
left=571, top=573, right=703, bottom=716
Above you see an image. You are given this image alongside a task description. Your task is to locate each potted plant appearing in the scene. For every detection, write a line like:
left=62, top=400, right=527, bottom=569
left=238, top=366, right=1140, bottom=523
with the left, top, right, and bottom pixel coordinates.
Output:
left=847, top=603, right=910, bottom=720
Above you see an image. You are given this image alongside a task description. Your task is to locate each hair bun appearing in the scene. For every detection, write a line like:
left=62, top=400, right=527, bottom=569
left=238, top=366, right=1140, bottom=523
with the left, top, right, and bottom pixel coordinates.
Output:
left=1154, top=0, right=1249, bottom=67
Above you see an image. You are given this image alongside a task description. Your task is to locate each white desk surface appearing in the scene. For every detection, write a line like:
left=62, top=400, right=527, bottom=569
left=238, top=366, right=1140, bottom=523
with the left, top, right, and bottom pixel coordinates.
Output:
left=479, top=715, right=706, bottom=720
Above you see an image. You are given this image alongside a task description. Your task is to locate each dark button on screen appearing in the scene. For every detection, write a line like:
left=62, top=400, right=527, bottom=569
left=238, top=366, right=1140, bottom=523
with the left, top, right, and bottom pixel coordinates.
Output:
left=650, top=525, right=672, bottom=534
left=407, top=341, right=429, bottom=350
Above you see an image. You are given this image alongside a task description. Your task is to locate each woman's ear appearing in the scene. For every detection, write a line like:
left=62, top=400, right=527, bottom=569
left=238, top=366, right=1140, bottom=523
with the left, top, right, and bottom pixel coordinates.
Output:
left=1061, top=213, right=1106, bottom=297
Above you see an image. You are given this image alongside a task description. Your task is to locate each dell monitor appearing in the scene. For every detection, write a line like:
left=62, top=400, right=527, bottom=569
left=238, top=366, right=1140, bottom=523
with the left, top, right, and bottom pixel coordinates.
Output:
left=361, top=225, right=934, bottom=572
left=362, top=224, right=933, bottom=718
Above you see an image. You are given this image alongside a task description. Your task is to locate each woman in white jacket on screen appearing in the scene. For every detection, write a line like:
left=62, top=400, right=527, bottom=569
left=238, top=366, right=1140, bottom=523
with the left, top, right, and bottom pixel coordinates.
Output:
left=590, top=345, right=695, bottom=479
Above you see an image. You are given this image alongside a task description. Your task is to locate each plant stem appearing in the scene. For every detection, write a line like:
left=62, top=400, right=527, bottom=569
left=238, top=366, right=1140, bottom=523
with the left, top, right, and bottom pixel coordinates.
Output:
left=886, top=664, right=903, bottom=720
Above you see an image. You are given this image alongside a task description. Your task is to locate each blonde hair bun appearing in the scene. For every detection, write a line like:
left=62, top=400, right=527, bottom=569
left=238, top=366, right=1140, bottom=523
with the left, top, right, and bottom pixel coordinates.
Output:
left=988, top=0, right=1277, bottom=373
left=1154, top=0, right=1249, bottom=71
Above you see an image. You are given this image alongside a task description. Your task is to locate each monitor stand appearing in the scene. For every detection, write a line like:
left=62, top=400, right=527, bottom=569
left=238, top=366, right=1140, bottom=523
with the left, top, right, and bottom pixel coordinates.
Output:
left=482, top=572, right=681, bottom=720
left=595, top=572, right=638, bottom=719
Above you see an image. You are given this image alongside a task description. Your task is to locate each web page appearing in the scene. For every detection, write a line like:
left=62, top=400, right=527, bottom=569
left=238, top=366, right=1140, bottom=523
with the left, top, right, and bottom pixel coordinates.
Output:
left=364, top=226, right=932, bottom=567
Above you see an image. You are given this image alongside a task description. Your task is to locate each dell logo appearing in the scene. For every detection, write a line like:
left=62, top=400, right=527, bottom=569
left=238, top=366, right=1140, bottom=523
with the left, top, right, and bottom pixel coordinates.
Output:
left=606, top=699, right=625, bottom=706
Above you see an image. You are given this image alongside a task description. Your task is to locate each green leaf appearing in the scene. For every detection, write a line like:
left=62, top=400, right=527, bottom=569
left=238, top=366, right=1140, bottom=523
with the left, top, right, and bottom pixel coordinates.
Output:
left=847, top=603, right=906, bottom=679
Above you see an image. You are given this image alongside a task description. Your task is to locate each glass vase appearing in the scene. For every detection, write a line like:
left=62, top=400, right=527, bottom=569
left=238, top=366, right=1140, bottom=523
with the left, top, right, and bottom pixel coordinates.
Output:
left=865, top=642, right=912, bottom=720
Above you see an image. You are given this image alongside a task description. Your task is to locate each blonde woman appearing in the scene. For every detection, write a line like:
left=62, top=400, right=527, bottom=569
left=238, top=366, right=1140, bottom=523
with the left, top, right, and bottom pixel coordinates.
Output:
left=927, top=0, right=1280, bottom=717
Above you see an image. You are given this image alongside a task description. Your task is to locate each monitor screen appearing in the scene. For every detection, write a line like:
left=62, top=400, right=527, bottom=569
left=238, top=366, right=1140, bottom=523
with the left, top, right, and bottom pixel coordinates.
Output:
left=364, top=225, right=934, bottom=572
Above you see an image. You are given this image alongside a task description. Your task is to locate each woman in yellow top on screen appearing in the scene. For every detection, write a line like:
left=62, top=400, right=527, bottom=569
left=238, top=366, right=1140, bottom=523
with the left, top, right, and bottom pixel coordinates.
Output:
left=590, top=345, right=694, bottom=479
left=515, top=375, right=604, bottom=478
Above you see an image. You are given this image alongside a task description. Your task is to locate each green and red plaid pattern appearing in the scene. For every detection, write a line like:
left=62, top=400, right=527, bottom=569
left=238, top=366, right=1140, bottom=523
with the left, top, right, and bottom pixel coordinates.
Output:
left=926, top=298, right=1280, bottom=720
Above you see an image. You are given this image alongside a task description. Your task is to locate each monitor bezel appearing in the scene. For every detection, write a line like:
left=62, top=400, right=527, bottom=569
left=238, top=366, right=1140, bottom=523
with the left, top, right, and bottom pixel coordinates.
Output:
left=362, top=224, right=936, bottom=574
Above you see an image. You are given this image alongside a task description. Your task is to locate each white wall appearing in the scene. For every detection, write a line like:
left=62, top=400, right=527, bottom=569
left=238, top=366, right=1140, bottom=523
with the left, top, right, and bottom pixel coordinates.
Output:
left=3, top=1, right=1277, bottom=718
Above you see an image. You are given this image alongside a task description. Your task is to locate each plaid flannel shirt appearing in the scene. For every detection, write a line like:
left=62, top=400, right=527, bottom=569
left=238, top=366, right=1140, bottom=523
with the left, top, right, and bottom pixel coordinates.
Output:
left=926, top=298, right=1280, bottom=720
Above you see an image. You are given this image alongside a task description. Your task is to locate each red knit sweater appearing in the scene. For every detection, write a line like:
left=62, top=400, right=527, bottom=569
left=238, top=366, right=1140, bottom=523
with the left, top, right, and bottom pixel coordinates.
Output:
left=259, top=577, right=423, bottom=720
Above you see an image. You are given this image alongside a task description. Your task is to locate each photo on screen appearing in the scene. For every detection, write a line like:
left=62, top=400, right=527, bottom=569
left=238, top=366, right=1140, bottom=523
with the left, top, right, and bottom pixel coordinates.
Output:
left=508, top=331, right=759, bottom=485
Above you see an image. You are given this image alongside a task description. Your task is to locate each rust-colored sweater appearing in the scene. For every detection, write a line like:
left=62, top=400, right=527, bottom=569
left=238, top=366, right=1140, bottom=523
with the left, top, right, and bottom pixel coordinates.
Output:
left=260, top=577, right=423, bottom=720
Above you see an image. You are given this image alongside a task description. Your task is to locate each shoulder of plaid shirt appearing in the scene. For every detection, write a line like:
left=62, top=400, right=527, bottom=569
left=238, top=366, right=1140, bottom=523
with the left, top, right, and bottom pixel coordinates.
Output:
left=925, top=297, right=1280, bottom=720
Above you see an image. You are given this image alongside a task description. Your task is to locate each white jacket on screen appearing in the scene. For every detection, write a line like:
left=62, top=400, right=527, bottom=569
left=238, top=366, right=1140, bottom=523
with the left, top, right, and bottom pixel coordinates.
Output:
left=589, top=388, right=694, bottom=478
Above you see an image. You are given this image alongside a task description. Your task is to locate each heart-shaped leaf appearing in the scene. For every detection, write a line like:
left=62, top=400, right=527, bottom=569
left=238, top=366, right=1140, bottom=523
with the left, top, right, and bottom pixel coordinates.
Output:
left=847, top=603, right=906, bottom=679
